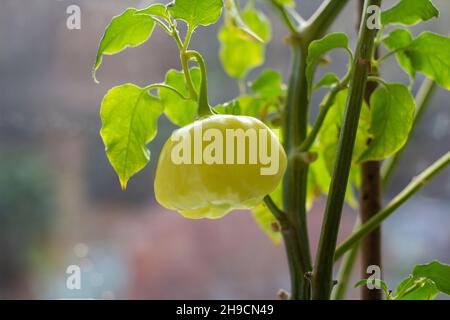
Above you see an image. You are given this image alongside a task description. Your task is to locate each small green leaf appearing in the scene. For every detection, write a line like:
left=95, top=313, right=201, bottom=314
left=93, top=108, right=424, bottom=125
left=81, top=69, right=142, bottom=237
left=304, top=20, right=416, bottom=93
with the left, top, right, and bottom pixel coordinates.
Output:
left=251, top=70, right=283, bottom=99
left=354, top=279, right=389, bottom=294
left=306, top=33, right=350, bottom=95
left=159, top=68, right=201, bottom=127
left=169, top=0, right=223, bottom=29
left=405, top=32, right=450, bottom=90
left=251, top=181, right=282, bottom=244
left=396, top=279, right=440, bottom=300
left=136, top=4, right=170, bottom=20
left=381, top=0, right=439, bottom=26
left=358, top=83, right=415, bottom=162
left=219, top=7, right=271, bottom=79
left=313, top=73, right=340, bottom=91
left=213, top=100, right=242, bottom=115
left=307, top=149, right=331, bottom=209
left=273, top=0, right=295, bottom=7
left=413, top=260, right=450, bottom=295
left=100, top=84, right=163, bottom=189
left=382, top=29, right=415, bottom=79
left=93, top=8, right=156, bottom=82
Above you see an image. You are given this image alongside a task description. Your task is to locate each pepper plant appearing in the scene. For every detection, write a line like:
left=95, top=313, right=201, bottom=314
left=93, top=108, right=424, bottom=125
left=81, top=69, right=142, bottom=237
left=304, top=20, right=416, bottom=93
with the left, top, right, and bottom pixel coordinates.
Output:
left=93, top=0, right=450, bottom=300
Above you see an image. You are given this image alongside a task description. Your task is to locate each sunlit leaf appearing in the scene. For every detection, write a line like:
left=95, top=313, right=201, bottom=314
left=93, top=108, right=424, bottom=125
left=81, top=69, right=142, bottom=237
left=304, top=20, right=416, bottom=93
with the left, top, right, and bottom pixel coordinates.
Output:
left=93, top=8, right=155, bottom=82
left=358, top=83, right=415, bottom=162
left=159, top=68, right=201, bottom=126
left=100, top=84, right=163, bottom=189
left=381, top=0, right=439, bottom=26
left=169, top=0, right=223, bottom=29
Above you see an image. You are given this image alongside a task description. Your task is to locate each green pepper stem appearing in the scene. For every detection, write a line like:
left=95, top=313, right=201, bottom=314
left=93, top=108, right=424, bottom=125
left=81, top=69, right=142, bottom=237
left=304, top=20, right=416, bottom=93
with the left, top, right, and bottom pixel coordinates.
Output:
left=186, top=50, right=212, bottom=117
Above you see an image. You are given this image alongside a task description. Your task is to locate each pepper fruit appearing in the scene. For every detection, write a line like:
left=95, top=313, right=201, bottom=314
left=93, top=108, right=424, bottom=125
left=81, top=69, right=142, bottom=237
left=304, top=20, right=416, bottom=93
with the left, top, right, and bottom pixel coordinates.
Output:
left=154, top=115, right=287, bottom=219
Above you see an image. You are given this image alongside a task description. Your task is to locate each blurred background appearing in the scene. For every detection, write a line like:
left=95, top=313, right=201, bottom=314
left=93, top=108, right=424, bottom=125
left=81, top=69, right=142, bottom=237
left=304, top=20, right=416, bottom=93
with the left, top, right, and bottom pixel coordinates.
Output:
left=0, top=0, right=449, bottom=299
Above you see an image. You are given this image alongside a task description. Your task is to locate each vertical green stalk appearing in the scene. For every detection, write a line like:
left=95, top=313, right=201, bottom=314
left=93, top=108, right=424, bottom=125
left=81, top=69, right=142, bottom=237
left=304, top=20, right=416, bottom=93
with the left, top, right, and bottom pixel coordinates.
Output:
left=312, top=0, right=381, bottom=300
left=282, top=39, right=312, bottom=300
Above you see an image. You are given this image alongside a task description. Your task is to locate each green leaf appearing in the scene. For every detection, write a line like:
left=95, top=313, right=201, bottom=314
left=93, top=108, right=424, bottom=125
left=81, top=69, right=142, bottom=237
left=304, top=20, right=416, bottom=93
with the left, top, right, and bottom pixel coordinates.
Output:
left=169, top=0, right=223, bottom=29
left=213, top=100, right=242, bottom=115
left=413, top=261, right=450, bottom=295
left=306, top=33, right=350, bottom=95
left=273, top=0, right=295, bottom=6
left=93, top=8, right=156, bottom=82
left=381, top=0, right=439, bottom=26
left=136, top=4, right=170, bottom=20
left=354, top=279, right=390, bottom=296
left=251, top=70, right=283, bottom=99
left=396, top=278, right=440, bottom=300
left=318, top=89, right=370, bottom=207
left=251, top=180, right=282, bottom=244
left=319, top=89, right=371, bottom=172
left=313, top=73, right=340, bottom=91
left=404, top=32, right=450, bottom=90
left=100, top=84, right=163, bottom=189
left=159, top=68, right=201, bottom=127
left=307, top=149, right=331, bottom=209
left=382, top=29, right=415, bottom=79
left=358, top=83, right=415, bottom=162
left=219, top=7, right=271, bottom=79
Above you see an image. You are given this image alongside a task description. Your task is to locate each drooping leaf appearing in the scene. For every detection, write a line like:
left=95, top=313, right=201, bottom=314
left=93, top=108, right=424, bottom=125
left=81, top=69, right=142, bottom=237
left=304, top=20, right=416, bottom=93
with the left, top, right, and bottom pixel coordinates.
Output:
left=354, top=279, right=390, bottom=297
left=100, top=84, right=163, bottom=189
left=404, top=32, right=450, bottom=90
left=306, top=33, right=350, bottom=95
left=381, top=0, right=439, bottom=26
left=358, top=83, right=415, bottom=162
left=382, top=29, right=415, bottom=79
left=413, top=261, right=450, bottom=295
left=169, top=0, right=223, bottom=29
left=251, top=70, right=284, bottom=99
left=251, top=182, right=283, bottom=244
left=159, top=68, right=201, bottom=127
left=313, top=72, right=340, bottom=91
left=219, top=7, right=271, bottom=79
left=93, top=8, right=156, bottom=82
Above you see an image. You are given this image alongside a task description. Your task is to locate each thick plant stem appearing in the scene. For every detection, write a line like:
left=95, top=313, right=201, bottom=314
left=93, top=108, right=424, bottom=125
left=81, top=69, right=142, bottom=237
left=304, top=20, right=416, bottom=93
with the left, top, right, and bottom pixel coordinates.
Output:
left=283, top=41, right=312, bottom=300
left=335, top=152, right=450, bottom=260
left=357, top=0, right=382, bottom=300
left=382, top=78, right=437, bottom=188
left=312, top=0, right=381, bottom=300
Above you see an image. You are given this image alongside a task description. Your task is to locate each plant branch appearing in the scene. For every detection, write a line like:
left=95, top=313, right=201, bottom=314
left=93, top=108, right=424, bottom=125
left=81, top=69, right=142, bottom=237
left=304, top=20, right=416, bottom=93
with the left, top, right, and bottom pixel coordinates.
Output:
left=145, top=83, right=188, bottom=99
left=299, top=75, right=350, bottom=152
left=312, top=0, right=381, bottom=300
left=303, top=0, right=351, bottom=41
left=382, top=78, right=437, bottom=188
left=269, top=1, right=303, bottom=34
left=335, top=151, right=450, bottom=261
